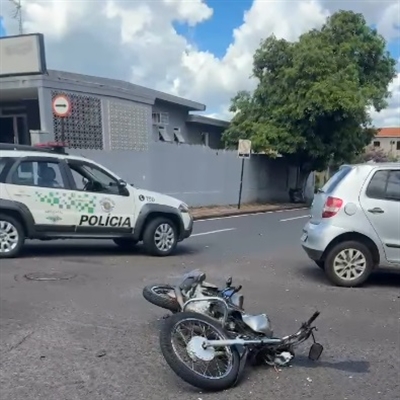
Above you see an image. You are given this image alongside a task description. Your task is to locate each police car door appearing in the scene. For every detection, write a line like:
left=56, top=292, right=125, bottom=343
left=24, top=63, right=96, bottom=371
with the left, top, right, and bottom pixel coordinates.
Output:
left=65, top=160, right=134, bottom=234
left=5, top=156, right=76, bottom=229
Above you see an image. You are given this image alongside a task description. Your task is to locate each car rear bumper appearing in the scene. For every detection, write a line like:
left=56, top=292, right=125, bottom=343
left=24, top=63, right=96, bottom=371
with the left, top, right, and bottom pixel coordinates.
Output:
left=301, top=245, right=323, bottom=261
left=301, top=220, right=348, bottom=261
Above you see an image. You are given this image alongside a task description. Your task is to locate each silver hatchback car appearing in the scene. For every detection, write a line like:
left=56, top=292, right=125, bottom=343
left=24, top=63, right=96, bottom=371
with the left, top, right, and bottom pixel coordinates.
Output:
left=301, top=162, right=400, bottom=287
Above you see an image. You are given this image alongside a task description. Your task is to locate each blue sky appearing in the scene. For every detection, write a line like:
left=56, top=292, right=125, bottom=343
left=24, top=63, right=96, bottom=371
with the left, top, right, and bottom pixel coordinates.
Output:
left=174, top=0, right=253, bottom=57
left=174, top=3, right=400, bottom=63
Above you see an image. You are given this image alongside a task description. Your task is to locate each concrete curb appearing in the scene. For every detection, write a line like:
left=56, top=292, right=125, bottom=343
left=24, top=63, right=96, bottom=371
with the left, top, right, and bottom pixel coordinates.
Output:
left=192, top=205, right=309, bottom=221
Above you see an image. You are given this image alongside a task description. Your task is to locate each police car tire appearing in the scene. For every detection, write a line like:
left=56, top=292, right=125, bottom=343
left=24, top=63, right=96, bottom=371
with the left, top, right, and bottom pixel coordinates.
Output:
left=143, top=217, right=178, bottom=257
left=0, top=214, right=25, bottom=259
left=113, top=238, right=138, bottom=249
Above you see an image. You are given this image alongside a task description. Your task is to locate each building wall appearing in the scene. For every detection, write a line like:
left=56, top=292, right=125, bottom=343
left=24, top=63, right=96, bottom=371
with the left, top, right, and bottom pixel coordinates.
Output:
left=68, top=146, right=313, bottom=206
left=37, top=84, right=314, bottom=207
left=371, top=137, right=400, bottom=158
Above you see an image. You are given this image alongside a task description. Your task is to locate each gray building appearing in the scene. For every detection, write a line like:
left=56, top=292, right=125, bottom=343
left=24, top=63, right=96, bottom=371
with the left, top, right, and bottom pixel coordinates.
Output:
left=0, top=34, right=228, bottom=150
left=0, top=33, right=313, bottom=206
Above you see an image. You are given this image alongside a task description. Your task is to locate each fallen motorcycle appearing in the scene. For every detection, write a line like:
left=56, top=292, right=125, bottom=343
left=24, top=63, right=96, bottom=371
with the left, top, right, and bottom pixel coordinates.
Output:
left=159, top=295, right=323, bottom=392
left=142, top=269, right=244, bottom=315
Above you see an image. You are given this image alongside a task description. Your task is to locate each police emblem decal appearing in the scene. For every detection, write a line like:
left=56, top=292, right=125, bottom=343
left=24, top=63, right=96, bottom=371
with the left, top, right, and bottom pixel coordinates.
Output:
left=100, top=198, right=115, bottom=212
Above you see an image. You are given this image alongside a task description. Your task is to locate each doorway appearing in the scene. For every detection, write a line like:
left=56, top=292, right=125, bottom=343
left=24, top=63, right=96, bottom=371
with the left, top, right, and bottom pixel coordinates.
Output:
left=0, top=115, right=29, bottom=145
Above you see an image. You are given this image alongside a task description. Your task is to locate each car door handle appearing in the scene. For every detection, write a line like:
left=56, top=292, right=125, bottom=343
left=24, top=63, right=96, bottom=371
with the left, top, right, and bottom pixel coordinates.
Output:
left=368, top=207, right=384, bottom=214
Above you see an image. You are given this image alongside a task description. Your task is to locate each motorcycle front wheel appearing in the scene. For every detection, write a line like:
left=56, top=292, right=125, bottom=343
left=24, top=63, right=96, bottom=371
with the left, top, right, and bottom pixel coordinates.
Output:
left=159, top=311, right=241, bottom=391
left=142, top=284, right=180, bottom=312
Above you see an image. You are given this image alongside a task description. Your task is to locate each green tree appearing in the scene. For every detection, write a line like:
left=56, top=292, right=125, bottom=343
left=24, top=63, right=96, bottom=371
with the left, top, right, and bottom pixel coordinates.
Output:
left=223, top=10, right=397, bottom=193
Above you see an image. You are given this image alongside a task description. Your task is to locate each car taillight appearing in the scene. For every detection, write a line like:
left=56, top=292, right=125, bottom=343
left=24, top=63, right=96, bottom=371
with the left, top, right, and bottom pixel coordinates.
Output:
left=322, top=196, right=343, bottom=218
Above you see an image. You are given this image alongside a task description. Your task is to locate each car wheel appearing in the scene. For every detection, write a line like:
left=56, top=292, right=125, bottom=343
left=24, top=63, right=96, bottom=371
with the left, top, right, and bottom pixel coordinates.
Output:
left=315, top=260, right=325, bottom=269
left=113, top=238, right=138, bottom=250
left=142, top=217, right=178, bottom=256
left=324, top=241, right=373, bottom=287
left=0, top=214, right=25, bottom=259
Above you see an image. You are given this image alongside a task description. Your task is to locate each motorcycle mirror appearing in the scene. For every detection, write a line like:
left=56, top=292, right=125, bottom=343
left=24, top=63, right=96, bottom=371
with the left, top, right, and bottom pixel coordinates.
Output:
left=308, top=343, right=323, bottom=361
left=226, top=277, right=232, bottom=287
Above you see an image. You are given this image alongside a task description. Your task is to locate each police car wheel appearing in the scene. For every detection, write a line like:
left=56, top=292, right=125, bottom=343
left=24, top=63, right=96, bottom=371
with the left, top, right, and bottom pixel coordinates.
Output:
left=143, top=217, right=178, bottom=257
left=0, top=214, right=25, bottom=259
left=113, top=238, right=138, bottom=250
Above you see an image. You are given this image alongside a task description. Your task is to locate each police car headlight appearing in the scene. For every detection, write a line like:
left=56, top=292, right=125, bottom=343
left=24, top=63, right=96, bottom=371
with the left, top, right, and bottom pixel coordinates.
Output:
left=179, top=203, right=190, bottom=213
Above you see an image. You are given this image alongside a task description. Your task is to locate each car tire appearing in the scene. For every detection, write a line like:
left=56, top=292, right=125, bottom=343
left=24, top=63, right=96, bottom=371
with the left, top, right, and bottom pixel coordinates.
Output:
left=113, top=238, right=138, bottom=250
left=315, top=260, right=325, bottom=269
left=0, top=214, right=25, bottom=259
left=142, top=217, right=178, bottom=256
left=324, top=241, right=373, bottom=287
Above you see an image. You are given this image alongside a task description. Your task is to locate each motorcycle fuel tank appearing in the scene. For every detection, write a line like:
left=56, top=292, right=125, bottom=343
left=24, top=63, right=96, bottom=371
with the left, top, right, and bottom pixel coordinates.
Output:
left=242, top=313, right=273, bottom=337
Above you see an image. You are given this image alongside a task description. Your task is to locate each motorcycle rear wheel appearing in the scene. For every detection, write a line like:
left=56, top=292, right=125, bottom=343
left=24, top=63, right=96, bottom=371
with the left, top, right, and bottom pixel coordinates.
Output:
left=142, top=284, right=180, bottom=312
left=159, top=311, right=241, bottom=391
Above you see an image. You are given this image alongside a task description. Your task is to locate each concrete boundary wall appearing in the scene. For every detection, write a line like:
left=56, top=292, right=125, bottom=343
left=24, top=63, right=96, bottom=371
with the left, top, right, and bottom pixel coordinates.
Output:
left=72, top=144, right=314, bottom=207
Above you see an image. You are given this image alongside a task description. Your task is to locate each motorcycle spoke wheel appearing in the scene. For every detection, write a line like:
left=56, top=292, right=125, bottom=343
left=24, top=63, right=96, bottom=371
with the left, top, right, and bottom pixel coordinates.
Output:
left=171, top=318, right=233, bottom=380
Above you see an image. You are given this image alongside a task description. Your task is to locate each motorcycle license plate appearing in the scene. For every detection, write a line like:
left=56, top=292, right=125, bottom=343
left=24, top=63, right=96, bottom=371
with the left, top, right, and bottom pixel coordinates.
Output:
left=301, top=232, right=308, bottom=242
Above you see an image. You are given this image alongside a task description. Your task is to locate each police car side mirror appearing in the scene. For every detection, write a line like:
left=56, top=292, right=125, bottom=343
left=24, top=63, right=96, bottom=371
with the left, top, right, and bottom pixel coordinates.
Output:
left=117, top=179, right=127, bottom=188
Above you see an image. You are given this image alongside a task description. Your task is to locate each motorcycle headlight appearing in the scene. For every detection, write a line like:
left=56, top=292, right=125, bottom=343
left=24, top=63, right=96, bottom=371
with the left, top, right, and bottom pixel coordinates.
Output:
left=179, top=203, right=190, bottom=213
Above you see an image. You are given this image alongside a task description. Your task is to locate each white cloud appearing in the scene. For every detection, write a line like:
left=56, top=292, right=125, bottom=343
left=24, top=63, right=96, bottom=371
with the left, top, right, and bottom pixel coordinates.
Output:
left=370, top=72, right=400, bottom=128
left=2, top=0, right=399, bottom=127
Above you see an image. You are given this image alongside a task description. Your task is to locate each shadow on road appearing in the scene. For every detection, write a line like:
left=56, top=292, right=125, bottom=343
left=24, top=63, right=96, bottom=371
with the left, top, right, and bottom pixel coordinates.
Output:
left=295, top=355, right=370, bottom=373
left=19, top=242, right=199, bottom=259
left=298, top=264, right=400, bottom=288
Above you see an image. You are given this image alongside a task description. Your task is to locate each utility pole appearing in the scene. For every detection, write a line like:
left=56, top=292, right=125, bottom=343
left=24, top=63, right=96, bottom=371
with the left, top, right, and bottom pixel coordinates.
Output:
left=9, top=0, right=23, bottom=35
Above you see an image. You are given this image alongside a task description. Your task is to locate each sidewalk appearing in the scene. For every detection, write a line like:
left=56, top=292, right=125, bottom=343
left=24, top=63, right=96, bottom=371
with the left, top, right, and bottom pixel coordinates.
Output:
left=190, top=202, right=308, bottom=220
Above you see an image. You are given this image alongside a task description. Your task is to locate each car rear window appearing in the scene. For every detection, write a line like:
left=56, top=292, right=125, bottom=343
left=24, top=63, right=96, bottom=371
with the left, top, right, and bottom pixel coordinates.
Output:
left=321, top=166, right=352, bottom=194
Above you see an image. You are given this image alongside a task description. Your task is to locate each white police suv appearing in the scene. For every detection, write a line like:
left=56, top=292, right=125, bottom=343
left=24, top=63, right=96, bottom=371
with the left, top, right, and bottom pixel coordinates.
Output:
left=0, top=143, right=193, bottom=258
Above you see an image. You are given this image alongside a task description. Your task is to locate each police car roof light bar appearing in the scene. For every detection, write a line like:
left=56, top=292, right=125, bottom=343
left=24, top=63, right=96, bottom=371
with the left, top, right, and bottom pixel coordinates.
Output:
left=0, top=142, right=68, bottom=155
left=34, top=142, right=67, bottom=154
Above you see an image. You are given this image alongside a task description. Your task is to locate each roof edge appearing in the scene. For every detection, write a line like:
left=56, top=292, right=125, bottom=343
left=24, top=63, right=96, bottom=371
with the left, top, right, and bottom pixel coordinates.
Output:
left=47, top=70, right=205, bottom=111
left=187, top=114, right=230, bottom=128
left=376, top=127, right=400, bottom=138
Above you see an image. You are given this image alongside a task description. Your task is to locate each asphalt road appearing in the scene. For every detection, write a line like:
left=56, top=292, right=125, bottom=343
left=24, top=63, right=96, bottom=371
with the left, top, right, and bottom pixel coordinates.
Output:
left=0, top=209, right=399, bottom=400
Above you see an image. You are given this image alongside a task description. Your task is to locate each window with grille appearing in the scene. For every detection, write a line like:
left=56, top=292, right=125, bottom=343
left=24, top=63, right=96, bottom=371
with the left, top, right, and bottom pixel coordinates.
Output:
left=52, top=91, right=103, bottom=150
left=152, top=112, right=169, bottom=125
left=108, top=100, right=150, bottom=151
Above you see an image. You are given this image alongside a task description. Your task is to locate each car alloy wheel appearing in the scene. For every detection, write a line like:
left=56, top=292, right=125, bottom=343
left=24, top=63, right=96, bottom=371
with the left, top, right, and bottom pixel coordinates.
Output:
left=332, top=248, right=367, bottom=281
left=0, top=220, right=19, bottom=254
left=154, top=223, right=175, bottom=252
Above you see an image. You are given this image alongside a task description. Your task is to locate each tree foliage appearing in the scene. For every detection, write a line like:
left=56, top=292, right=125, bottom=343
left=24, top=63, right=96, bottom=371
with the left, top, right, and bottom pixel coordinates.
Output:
left=223, top=11, right=397, bottom=177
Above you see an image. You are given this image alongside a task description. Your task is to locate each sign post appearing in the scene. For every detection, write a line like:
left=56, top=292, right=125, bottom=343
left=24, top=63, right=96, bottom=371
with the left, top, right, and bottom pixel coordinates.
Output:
left=52, top=94, right=71, bottom=143
left=237, top=139, right=252, bottom=209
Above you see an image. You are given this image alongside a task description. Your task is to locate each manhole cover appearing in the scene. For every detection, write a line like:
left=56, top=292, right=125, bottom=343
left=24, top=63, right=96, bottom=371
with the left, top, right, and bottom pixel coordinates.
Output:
left=24, top=272, right=77, bottom=281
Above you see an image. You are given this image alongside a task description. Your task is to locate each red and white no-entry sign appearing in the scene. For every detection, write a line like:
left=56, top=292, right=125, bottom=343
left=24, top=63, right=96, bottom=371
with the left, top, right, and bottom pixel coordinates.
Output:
left=52, top=94, right=71, bottom=117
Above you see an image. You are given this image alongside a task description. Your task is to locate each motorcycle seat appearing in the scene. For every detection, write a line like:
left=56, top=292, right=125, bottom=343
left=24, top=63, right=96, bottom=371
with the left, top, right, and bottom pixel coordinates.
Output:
left=201, top=281, right=218, bottom=289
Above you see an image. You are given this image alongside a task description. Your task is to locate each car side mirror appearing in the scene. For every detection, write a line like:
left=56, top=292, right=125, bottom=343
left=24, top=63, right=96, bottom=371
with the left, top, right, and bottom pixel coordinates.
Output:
left=117, top=179, right=127, bottom=188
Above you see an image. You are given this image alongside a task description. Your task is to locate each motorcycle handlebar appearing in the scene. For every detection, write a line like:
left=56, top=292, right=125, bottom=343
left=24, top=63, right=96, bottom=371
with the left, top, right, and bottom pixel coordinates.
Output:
left=233, top=285, right=242, bottom=294
left=306, top=311, right=320, bottom=326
